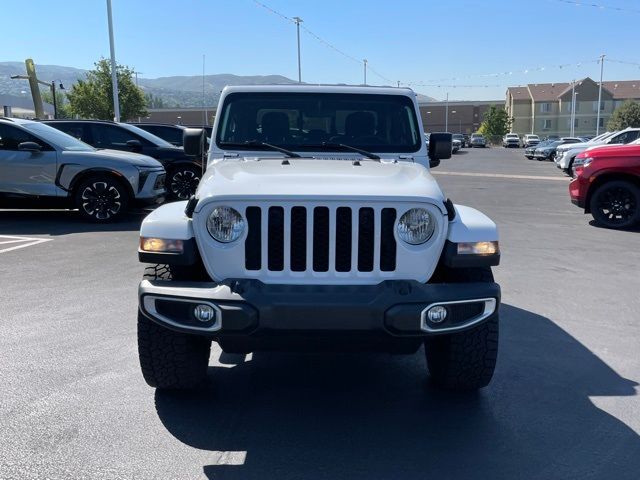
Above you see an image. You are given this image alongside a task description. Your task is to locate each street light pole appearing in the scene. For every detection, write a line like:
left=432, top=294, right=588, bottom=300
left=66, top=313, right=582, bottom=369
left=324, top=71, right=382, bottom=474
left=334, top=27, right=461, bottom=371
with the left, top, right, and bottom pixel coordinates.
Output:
left=570, top=80, right=577, bottom=137
left=445, top=92, right=449, bottom=132
left=596, top=54, right=605, bottom=136
left=293, top=17, right=303, bottom=83
left=51, top=82, right=57, bottom=119
left=363, top=59, right=367, bottom=85
left=106, top=0, right=120, bottom=122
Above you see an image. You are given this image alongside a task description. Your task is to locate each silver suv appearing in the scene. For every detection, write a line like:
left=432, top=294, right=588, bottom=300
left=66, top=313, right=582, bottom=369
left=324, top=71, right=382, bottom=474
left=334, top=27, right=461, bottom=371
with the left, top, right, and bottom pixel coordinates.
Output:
left=0, top=118, right=165, bottom=221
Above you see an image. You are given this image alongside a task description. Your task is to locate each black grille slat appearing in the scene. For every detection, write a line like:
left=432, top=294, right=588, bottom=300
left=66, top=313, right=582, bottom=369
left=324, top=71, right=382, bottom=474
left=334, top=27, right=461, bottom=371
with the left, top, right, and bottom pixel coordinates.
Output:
left=380, top=208, right=397, bottom=271
left=268, top=207, right=284, bottom=271
left=290, top=207, right=307, bottom=272
left=313, top=207, right=330, bottom=272
left=245, top=207, right=261, bottom=270
left=358, top=207, right=375, bottom=272
left=335, top=207, right=352, bottom=272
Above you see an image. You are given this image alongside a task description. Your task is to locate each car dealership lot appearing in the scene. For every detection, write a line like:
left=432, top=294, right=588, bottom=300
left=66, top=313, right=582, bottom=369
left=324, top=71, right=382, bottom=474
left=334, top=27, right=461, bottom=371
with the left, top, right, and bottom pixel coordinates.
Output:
left=1, top=148, right=639, bottom=479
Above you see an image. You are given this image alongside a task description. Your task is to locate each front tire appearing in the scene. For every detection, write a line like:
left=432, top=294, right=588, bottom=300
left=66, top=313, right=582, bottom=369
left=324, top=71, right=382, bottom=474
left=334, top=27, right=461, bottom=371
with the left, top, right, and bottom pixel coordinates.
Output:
left=137, top=265, right=212, bottom=389
left=74, top=174, right=129, bottom=222
left=589, top=180, right=640, bottom=229
left=167, top=165, right=201, bottom=200
left=425, top=267, right=499, bottom=391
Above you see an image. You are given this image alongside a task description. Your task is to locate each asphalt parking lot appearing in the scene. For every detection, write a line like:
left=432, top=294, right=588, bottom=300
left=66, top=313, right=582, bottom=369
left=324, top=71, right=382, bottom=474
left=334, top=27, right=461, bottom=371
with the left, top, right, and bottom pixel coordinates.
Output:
left=1, top=147, right=639, bottom=480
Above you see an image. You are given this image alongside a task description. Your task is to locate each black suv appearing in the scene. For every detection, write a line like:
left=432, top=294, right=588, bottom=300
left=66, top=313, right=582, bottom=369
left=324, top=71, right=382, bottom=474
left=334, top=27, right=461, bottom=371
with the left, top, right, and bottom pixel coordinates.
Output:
left=129, top=123, right=186, bottom=147
left=44, top=120, right=202, bottom=199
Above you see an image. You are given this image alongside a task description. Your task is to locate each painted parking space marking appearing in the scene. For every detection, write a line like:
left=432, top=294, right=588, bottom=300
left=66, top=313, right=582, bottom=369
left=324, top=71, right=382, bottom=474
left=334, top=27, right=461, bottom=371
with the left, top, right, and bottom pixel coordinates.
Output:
left=0, top=235, right=52, bottom=254
left=432, top=171, right=570, bottom=182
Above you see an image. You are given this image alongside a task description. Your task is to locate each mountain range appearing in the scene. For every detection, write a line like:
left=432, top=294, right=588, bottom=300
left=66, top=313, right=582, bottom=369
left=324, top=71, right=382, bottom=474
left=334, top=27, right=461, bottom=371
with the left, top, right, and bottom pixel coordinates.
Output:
left=0, top=61, right=436, bottom=109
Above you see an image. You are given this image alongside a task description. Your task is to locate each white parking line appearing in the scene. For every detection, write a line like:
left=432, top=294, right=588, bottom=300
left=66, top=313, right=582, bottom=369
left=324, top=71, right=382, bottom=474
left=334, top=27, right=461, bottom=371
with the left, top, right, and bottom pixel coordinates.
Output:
left=0, top=235, right=52, bottom=254
left=432, top=171, right=569, bottom=182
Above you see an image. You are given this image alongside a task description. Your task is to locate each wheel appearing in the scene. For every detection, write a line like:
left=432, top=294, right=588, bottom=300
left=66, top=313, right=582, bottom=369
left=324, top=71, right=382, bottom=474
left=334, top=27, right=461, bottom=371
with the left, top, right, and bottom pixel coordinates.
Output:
left=549, top=152, right=556, bottom=162
left=167, top=165, right=201, bottom=200
left=589, top=180, right=640, bottom=229
left=74, top=174, right=129, bottom=222
left=137, top=264, right=212, bottom=389
left=566, top=159, right=575, bottom=177
left=425, top=267, right=499, bottom=391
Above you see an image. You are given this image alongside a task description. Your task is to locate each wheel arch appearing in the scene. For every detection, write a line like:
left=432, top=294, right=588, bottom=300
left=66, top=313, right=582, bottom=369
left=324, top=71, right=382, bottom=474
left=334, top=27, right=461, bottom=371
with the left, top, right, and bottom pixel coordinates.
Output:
left=68, top=168, right=135, bottom=200
left=585, top=172, right=640, bottom=213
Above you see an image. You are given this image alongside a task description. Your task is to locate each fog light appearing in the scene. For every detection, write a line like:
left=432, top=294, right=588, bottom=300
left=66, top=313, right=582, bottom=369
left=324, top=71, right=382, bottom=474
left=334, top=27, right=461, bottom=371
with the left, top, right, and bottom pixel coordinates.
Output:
left=140, top=237, right=184, bottom=253
left=457, top=241, right=499, bottom=255
left=426, top=305, right=448, bottom=324
left=193, top=304, right=216, bottom=323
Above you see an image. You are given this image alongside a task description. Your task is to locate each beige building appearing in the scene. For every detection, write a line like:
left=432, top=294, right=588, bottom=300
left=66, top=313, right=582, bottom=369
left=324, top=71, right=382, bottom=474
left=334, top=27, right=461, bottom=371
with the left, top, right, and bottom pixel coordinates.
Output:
left=506, top=78, right=640, bottom=137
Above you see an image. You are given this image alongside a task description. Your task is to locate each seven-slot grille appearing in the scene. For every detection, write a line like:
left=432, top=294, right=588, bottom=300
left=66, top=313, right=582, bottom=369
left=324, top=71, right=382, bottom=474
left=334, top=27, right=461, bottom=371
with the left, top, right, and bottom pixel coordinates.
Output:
left=244, top=206, right=397, bottom=273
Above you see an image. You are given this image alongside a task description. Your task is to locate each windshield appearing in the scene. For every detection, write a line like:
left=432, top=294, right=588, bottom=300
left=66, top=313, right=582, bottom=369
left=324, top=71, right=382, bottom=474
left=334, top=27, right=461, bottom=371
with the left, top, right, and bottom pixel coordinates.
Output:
left=119, top=123, right=175, bottom=148
left=506, top=134, right=518, bottom=138
left=216, top=92, right=421, bottom=153
left=453, top=134, right=464, bottom=139
left=589, top=131, right=614, bottom=143
left=22, top=122, right=95, bottom=151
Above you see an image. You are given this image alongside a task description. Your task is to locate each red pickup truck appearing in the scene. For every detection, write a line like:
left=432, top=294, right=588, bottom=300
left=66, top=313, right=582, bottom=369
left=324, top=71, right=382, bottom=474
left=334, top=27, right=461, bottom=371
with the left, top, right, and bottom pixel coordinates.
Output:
left=570, top=143, right=640, bottom=229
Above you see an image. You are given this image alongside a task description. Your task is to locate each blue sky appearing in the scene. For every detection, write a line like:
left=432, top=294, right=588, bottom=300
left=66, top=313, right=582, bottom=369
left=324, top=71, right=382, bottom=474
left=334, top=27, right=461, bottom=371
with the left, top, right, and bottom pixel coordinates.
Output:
left=3, top=0, right=639, bottom=100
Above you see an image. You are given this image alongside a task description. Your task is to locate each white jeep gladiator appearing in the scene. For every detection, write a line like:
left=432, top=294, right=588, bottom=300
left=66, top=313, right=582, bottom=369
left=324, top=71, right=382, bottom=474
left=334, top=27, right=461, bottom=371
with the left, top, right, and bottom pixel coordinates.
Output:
left=136, top=85, right=501, bottom=391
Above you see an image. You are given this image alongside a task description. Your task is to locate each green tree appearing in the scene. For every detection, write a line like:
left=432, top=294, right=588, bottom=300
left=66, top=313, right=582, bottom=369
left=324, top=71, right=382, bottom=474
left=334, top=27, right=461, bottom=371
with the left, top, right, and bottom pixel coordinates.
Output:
left=607, top=100, right=640, bottom=130
left=145, top=93, right=167, bottom=109
left=66, top=59, right=147, bottom=121
left=478, top=105, right=512, bottom=139
left=41, top=89, right=71, bottom=119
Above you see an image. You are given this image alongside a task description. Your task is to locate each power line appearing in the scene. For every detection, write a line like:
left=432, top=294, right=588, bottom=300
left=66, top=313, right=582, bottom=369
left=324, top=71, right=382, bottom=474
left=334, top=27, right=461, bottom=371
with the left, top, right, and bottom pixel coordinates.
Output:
left=554, top=0, right=640, bottom=14
left=252, top=0, right=393, bottom=84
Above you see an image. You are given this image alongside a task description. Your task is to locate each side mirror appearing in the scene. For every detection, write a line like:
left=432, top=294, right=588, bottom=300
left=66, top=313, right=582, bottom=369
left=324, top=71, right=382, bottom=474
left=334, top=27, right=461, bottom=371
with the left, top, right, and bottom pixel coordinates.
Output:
left=126, top=139, right=143, bottom=153
left=18, top=141, right=42, bottom=152
left=428, top=132, right=453, bottom=164
left=183, top=128, right=206, bottom=157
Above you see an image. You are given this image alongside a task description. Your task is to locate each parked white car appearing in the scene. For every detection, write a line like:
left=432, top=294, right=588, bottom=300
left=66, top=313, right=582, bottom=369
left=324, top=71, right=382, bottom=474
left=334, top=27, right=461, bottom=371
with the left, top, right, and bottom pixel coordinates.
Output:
left=522, top=134, right=540, bottom=147
left=135, top=85, right=501, bottom=392
left=502, top=133, right=521, bottom=148
left=556, top=128, right=640, bottom=175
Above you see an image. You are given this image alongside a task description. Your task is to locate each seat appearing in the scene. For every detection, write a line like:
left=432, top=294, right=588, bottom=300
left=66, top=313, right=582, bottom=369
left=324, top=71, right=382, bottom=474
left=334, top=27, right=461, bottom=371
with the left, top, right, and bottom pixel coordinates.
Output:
left=261, top=112, right=291, bottom=144
left=345, top=111, right=376, bottom=139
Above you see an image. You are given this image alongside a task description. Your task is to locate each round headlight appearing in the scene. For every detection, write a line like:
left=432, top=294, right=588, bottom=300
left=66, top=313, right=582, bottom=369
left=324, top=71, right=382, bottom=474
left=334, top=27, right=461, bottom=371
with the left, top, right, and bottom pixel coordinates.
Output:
left=207, top=206, right=245, bottom=243
left=397, top=208, right=435, bottom=245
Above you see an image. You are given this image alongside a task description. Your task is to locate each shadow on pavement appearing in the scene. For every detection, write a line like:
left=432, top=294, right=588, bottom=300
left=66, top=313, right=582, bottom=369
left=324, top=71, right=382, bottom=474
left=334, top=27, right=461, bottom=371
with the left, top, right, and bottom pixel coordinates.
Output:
left=154, top=304, right=639, bottom=480
left=0, top=209, right=149, bottom=236
left=588, top=219, right=640, bottom=233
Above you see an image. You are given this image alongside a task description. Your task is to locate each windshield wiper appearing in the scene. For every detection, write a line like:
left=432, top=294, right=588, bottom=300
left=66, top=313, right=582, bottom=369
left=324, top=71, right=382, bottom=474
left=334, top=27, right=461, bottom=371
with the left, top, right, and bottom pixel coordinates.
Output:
left=311, top=142, right=380, bottom=160
left=219, top=141, right=301, bottom=158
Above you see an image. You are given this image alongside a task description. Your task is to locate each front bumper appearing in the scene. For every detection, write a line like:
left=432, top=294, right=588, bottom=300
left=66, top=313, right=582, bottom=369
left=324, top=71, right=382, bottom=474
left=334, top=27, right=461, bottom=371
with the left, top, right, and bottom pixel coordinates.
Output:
left=569, top=177, right=587, bottom=209
left=139, top=279, right=500, bottom=340
left=135, top=170, right=166, bottom=202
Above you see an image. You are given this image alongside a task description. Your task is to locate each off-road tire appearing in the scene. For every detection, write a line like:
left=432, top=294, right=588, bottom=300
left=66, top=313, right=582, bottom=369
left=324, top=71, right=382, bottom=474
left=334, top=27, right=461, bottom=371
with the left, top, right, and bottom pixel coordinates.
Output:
left=74, top=174, right=129, bottom=222
left=137, top=265, right=212, bottom=389
left=425, top=267, right=499, bottom=391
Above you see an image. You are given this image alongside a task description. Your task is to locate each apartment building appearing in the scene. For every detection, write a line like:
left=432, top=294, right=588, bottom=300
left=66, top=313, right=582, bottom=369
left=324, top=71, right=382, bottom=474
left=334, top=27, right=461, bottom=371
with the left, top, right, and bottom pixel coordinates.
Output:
left=506, top=77, right=640, bottom=137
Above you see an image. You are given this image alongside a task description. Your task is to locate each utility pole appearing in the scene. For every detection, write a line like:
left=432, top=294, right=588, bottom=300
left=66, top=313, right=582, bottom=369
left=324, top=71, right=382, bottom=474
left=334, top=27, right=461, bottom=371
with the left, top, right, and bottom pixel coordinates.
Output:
left=293, top=17, right=303, bottom=83
left=596, top=54, right=605, bottom=135
left=363, top=59, right=367, bottom=85
left=106, top=0, right=120, bottom=122
left=445, top=92, right=449, bottom=132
